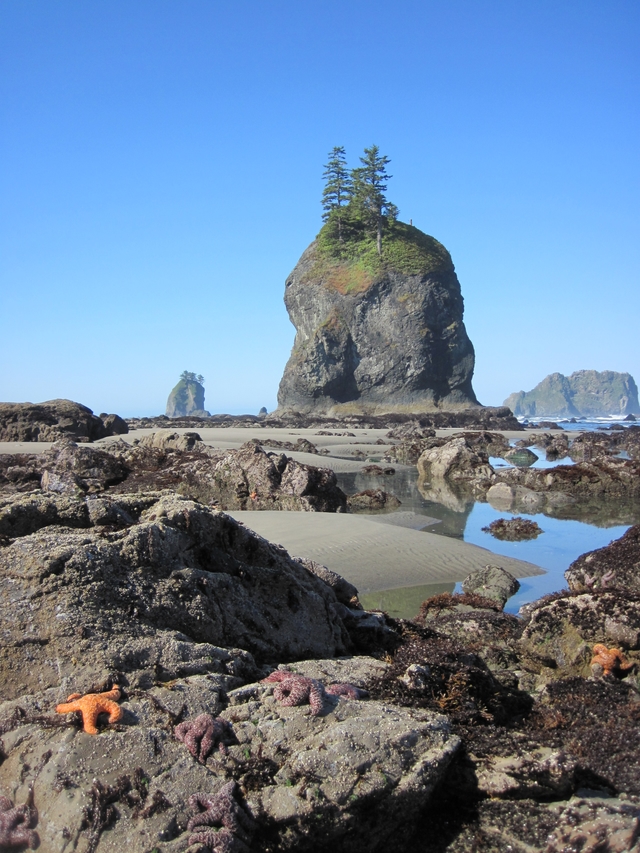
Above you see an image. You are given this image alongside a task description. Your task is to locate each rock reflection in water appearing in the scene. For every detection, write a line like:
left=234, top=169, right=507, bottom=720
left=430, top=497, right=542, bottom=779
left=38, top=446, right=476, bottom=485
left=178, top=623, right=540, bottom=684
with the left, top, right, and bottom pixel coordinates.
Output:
left=337, top=468, right=473, bottom=539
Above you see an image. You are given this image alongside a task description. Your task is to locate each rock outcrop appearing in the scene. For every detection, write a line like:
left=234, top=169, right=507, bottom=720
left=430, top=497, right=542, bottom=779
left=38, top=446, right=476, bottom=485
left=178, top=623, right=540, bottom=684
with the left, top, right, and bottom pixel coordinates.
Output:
left=505, top=370, right=640, bottom=418
left=0, top=491, right=351, bottom=698
left=0, top=399, right=127, bottom=442
left=166, top=374, right=210, bottom=418
left=277, top=223, right=478, bottom=415
left=0, top=434, right=350, bottom=512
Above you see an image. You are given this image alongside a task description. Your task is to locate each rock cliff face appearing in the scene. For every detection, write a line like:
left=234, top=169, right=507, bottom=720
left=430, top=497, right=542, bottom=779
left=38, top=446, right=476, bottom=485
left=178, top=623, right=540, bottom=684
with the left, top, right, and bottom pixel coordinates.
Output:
left=277, top=224, right=478, bottom=414
left=166, top=376, right=209, bottom=418
left=505, top=370, right=640, bottom=418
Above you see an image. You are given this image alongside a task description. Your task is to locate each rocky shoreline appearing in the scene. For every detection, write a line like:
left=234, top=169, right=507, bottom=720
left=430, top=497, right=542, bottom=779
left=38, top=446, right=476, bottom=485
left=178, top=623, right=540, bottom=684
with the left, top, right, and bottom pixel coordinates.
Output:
left=0, top=482, right=639, bottom=851
left=1, top=403, right=640, bottom=851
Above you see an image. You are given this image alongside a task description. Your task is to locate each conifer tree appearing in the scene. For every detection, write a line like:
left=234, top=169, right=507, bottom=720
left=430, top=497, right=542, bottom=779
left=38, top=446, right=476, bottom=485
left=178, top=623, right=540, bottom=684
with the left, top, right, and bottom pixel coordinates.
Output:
left=321, top=146, right=352, bottom=241
left=351, top=145, right=397, bottom=255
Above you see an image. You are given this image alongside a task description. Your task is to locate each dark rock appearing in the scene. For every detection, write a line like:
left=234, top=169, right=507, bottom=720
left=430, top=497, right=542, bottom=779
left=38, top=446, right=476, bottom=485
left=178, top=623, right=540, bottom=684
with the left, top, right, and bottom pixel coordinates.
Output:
left=210, top=442, right=348, bottom=512
left=39, top=439, right=129, bottom=494
left=493, top=455, right=640, bottom=501
left=0, top=453, right=42, bottom=494
left=347, top=489, right=401, bottom=511
left=0, top=399, right=108, bottom=442
left=518, top=591, right=640, bottom=679
left=292, top=557, right=361, bottom=608
left=276, top=229, right=478, bottom=414
left=417, top=435, right=495, bottom=488
left=100, top=413, right=129, bottom=435
left=0, top=491, right=351, bottom=700
left=481, top=517, right=543, bottom=541
left=565, top=525, right=640, bottom=594
left=503, top=447, right=539, bottom=466
left=138, top=429, right=204, bottom=452
left=383, top=436, right=443, bottom=465
left=461, top=565, right=521, bottom=608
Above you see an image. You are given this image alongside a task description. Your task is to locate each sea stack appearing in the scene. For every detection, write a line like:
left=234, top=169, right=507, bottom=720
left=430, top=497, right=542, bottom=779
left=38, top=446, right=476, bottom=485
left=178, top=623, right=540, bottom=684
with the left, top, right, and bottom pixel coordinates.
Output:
left=166, top=372, right=210, bottom=418
left=504, top=370, right=640, bottom=418
left=277, top=221, right=478, bottom=414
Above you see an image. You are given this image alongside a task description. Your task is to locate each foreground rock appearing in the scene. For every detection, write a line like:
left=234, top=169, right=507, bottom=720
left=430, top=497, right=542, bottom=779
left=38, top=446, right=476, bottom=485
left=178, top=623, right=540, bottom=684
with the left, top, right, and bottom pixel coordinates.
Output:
left=0, top=657, right=460, bottom=853
left=1, top=496, right=640, bottom=850
left=0, top=492, right=352, bottom=701
left=0, top=399, right=127, bottom=442
left=565, top=524, right=640, bottom=594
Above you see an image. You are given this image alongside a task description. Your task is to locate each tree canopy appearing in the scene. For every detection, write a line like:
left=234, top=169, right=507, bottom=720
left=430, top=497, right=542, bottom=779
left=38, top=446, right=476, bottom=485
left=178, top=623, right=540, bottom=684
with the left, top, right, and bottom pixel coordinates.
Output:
left=320, top=145, right=398, bottom=256
left=180, top=371, right=205, bottom=385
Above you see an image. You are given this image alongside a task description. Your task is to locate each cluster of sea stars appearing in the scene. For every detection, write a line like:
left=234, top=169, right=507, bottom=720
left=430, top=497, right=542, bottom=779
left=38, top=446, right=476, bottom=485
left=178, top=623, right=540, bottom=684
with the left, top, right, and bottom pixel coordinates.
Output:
left=261, top=670, right=368, bottom=715
left=55, top=687, right=123, bottom=735
left=174, top=713, right=232, bottom=763
left=188, top=780, right=255, bottom=853
left=0, top=794, right=38, bottom=850
left=590, top=644, right=635, bottom=677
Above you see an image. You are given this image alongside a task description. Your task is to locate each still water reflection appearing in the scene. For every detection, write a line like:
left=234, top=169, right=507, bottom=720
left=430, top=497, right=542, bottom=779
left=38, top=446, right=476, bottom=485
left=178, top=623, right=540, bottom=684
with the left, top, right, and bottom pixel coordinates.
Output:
left=337, top=468, right=640, bottom=617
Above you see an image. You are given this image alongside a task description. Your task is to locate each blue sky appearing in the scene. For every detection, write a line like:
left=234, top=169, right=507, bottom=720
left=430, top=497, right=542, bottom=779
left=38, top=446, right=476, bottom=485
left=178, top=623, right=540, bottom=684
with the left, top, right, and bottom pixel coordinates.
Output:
left=1, top=1, right=638, bottom=416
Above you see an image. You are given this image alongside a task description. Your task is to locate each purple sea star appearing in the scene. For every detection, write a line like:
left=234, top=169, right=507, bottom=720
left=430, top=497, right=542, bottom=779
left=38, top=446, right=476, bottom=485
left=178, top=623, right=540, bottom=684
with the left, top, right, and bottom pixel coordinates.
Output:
left=188, top=780, right=255, bottom=851
left=0, top=794, right=39, bottom=850
left=261, top=670, right=325, bottom=716
left=174, top=714, right=231, bottom=763
left=325, top=682, right=369, bottom=700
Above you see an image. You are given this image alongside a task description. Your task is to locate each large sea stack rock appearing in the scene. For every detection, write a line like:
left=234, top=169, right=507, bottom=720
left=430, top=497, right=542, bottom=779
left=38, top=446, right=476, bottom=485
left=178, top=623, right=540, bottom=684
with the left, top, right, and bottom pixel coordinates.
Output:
left=277, top=222, right=478, bottom=415
left=166, top=374, right=210, bottom=418
left=505, top=370, right=640, bottom=418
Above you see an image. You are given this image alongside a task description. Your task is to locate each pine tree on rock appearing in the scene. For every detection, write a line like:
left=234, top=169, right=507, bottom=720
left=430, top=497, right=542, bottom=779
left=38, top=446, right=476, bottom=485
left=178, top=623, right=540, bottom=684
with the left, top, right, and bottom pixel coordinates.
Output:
left=321, top=146, right=353, bottom=242
left=351, top=145, right=397, bottom=256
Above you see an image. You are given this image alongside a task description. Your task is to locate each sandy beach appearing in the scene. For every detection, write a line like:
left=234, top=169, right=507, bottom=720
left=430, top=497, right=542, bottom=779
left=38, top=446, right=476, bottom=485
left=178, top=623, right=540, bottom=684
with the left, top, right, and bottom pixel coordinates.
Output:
left=229, top=509, right=542, bottom=592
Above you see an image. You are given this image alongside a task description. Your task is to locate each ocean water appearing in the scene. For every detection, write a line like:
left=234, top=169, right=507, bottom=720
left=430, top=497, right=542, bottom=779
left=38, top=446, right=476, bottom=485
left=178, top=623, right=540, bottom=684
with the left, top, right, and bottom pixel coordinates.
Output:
left=521, top=416, right=637, bottom=433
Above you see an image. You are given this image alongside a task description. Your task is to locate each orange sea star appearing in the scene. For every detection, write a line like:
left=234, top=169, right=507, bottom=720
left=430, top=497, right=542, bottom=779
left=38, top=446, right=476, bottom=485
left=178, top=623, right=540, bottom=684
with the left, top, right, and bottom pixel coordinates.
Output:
left=590, top=644, right=634, bottom=677
left=55, top=687, right=123, bottom=734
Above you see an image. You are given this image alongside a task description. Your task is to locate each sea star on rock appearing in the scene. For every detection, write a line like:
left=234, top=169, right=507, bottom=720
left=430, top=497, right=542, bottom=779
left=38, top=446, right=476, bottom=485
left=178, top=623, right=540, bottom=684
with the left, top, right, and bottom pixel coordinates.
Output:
left=174, top=714, right=231, bottom=763
left=188, top=826, right=250, bottom=853
left=590, top=644, right=635, bottom=677
left=325, top=682, right=369, bottom=700
left=55, top=686, right=123, bottom=734
left=188, top=780, right=255, bottom=851
left=261, top=670, right=325, bottom=716
left=0, top=794, right=39, bottom=850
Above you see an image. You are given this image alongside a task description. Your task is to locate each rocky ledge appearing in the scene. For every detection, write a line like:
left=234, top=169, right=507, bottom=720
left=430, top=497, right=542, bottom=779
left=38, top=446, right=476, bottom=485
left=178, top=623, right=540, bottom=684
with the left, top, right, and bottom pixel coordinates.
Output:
left=1, top=486, right=639, bottom=851
left=0, top=399, right=128, bottom=442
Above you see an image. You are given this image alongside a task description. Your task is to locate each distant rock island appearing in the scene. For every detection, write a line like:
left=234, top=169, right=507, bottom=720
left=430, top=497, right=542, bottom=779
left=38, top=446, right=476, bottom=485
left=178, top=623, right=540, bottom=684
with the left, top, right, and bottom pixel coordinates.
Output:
left=277, top=146, right=477, bottom=415
left=504, top=370, right=640, bottom=418
left=166, top=371, right=210, bottom=418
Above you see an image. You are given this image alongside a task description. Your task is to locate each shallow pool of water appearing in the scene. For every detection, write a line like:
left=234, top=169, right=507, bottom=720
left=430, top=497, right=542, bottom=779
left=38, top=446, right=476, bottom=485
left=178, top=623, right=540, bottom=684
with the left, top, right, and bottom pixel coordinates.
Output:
left=339, top=467, right=639, bottom=618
